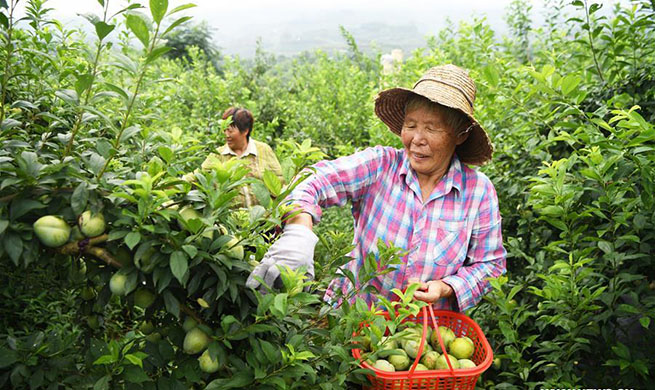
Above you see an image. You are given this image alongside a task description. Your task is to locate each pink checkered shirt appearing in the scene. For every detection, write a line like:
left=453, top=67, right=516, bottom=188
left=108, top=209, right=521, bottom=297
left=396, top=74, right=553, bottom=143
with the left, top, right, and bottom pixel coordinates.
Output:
left=288, top=146, right=506, bottom=312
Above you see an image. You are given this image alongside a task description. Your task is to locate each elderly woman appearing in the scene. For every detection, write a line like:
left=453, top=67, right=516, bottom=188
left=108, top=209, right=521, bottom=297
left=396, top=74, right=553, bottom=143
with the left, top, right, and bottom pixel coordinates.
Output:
left=185, top=107, right=283, bottom=208
left=247, top=65, right=506, bottom=312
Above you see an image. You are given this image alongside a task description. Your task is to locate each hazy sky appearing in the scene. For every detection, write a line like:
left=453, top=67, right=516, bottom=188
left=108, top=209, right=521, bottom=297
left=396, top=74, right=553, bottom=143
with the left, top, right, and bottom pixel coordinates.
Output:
left=13, top=0, right=622, bottom=57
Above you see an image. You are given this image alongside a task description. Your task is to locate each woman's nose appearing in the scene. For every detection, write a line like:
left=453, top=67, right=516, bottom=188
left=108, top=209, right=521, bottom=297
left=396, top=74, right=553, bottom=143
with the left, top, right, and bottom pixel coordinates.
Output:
left=411, top=129, right=427, bottom=145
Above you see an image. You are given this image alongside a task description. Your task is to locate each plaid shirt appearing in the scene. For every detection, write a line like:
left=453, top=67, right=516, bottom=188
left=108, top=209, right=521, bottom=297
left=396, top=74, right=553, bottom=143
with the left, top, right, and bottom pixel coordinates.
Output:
left=288, top=146, right=506, bottom=312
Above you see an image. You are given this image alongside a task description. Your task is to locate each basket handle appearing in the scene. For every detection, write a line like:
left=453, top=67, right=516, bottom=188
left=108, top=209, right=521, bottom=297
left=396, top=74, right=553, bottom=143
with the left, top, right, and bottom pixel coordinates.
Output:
left=428, top=305, right=456, bottom=374
left=406, top=305, right=429, bottom=376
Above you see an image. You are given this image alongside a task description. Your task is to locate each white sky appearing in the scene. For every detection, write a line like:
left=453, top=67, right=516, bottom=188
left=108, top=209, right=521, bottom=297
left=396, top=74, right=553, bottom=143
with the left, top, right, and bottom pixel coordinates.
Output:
left=12, top=0, right=623, bottom=57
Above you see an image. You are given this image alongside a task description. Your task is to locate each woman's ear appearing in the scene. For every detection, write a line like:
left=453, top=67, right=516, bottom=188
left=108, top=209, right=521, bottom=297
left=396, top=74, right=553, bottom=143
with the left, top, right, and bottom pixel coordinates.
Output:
left=455, top=124, right=473, bottom=145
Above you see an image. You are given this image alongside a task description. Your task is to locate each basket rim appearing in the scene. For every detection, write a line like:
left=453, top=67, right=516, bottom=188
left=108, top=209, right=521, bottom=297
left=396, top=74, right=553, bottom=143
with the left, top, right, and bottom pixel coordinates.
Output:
left=352, top=309, right=493, bottom=379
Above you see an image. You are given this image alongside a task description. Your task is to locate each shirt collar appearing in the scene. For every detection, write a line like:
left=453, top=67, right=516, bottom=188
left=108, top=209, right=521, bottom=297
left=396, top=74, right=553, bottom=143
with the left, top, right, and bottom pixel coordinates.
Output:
left=399, top=151, right=464, bottom=196
left=220, top=139, right=258, bottom=158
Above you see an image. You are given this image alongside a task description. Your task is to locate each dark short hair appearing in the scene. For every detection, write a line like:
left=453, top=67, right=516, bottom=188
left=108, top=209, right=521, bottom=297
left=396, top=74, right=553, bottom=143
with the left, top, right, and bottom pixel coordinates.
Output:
left=222, top=107, right=254, bottom=140
left=404, top=95, right=469, bottom=135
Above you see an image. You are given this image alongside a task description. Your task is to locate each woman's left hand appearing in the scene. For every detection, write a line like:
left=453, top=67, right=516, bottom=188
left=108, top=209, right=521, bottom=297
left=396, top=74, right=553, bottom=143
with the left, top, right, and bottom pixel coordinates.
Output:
left=411, top=279, right=454, bottom=303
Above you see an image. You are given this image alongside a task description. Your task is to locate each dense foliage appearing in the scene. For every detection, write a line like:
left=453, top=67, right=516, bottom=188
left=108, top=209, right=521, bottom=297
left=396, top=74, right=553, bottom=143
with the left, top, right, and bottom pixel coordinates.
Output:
left=1, top=0, right=654, bottom=389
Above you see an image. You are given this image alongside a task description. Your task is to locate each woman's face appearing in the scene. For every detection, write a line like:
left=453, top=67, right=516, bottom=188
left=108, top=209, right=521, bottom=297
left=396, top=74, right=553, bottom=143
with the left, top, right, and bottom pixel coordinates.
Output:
left=224, top=124, right=248, bottom=151
left=401, top=105, right=466, bottom=180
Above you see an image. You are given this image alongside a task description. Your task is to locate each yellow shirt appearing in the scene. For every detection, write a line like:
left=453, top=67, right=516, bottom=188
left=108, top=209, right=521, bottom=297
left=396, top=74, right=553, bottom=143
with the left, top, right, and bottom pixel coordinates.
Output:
left=185, top=139, right=284, bottom=208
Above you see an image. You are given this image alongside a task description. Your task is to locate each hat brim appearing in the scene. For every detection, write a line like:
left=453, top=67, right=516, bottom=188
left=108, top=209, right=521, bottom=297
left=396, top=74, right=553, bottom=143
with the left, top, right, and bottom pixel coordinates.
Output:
left=374, top=87, right=493, bottom=166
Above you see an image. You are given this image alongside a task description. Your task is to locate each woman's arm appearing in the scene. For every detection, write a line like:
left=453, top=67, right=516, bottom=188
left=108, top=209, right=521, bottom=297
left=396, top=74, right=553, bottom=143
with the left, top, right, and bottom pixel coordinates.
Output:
left=286, top=146, right=395, bottom=223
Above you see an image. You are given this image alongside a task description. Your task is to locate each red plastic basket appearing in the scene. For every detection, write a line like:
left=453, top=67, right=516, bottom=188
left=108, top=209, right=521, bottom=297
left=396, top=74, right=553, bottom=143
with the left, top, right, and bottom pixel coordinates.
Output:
left=352, top=306, right=493, bottom=390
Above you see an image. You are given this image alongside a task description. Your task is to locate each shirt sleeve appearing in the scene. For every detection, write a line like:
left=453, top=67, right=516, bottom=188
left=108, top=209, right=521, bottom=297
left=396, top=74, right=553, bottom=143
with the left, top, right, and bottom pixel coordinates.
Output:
left=286, top=146, right=393, bottom=222
left=441, top=177, right=507, bottom=312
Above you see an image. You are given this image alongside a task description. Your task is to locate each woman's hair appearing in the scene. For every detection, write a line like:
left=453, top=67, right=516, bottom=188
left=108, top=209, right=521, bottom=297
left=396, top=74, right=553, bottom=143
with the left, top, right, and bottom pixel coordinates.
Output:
left=404, top=95, right=470, bottom=136
left=222, top=107, right=254, bottom=140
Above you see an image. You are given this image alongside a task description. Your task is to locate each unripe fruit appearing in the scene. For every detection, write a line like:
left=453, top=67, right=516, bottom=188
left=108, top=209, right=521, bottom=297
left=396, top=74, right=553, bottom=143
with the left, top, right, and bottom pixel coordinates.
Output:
left=431, top=326, right=455, bottom=352
left=145, top=332, right=161, bottom=343
left=360, top=335, right=371, bottom=351
left=78, top=211, right=105, bottom=237
left=139, top=320, right=155, bottom=335
left=449, top=337, right=474, bottom=359
left=69, top=226, right=84, bottom=242
left=109, top=273, right=128, bottom=296
left=33, top=216, right=70, bottom=247
left=183, top=328, right=211, bottom=354
left=388, top=351, right=410, bottom=371
left=198, top=350, right=220, bottom=373
left=114, top=246, right=133, bottom=266
left=493, top=357, right=501, bottom=369
left=420, top=350, right=440, bottom=370
left=135, top=247, right=156, bottom=273
left=179, top=206, right=213, bottom=239
left=458, top=359, right=477, bottom=368
left=414, top=363, right=429, bottom=371
left=182, top=317, right=198, bottom=332
left=372, top=359, right=395, bottom=372
left=86, top=314, right=101, bottom=329
left=80, top=286, right=97, bottom=300
left=134, top=288, right=155, bottom=309
left=435, top=354, right=460, bottom=370
left=403, top=339, right=421, bottom=359
left=225, top=237, right=244, bottom=260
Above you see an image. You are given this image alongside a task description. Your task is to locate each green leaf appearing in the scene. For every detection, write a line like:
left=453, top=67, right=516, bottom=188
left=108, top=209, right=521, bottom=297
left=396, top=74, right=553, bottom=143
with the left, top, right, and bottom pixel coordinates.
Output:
left=145, top=45, right=171, bottom=65
left=271, top=293, right=288, bottom=317
left=0, top=219, right=8, bottom=235
left=103, top=82, right=130, bottom=103
left=125, top=353, right=144, bottom=368
left=262, top=170, right=282, bottom=197
left=205, top=370, right=254, bottom=390
left=0, top=346, right=18, bottom=368
left=126, top=13, right=150, bottom=48
left=639, top=316, right=650, bottom=329
left=167, top=3, right=196, bottom=16
left=598, top=241, right=613, bottom=254
left=481, top=64, right=500, bottom=87
left=10, top=199, right=45, bottom=220
left=71, top=182, right=89, bottom=216
left=123, top=365, right=151, bottom=384
left=182, top=244, right=197, bottom=258
left=170, top=250, right=188, bottom=283
left=0, top=13, right=8, bottom=30
left=125, top=231, right=141, bottom=250
left=93, top=355, right=117, bottom=365
left=149, top=0, right=168, bottom=24
left=249, top=205, right=266, bottom=225
left=162, top=15, right=192, bottom=36
left=93, top=375, right=111, bottom=390
left=163, top=291, right=180, bottom=319
left=75, top=73, right=94, bottom=96
left=560, top=74, right=582, bottom=96
left=157, top=146, right=173, bottom=163
left=55, top=89, right=79, bottom=105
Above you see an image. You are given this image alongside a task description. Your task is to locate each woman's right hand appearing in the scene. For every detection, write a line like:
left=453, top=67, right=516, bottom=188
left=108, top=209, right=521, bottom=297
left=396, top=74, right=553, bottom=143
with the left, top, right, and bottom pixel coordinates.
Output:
left=245, top=220, right=317, bottom=291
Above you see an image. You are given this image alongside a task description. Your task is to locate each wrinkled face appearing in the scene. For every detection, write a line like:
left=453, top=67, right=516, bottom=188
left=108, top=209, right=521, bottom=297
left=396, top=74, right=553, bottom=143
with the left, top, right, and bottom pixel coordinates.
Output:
left=224, top=124, right=248, bottom=151
left=401, top=105, right=466, bottom=180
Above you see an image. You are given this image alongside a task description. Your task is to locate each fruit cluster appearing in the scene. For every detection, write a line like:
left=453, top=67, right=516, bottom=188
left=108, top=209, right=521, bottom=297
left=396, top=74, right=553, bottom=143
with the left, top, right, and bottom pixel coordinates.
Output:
left=362, top=323, right=477, bottom=372
left=33, top=211, right=106, bottom=248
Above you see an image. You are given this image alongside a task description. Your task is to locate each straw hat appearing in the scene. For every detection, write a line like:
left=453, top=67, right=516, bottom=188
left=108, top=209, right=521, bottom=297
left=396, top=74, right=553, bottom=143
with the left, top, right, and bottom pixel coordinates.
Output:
left=374, top=64, right=493, bottom=165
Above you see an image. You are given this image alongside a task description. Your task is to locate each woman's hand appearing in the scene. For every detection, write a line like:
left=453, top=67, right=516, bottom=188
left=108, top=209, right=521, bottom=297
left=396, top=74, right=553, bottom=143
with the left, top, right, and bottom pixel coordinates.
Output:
left=410, top=279, right=455, bottom=303
left=246, top=213, right=316, bottom=291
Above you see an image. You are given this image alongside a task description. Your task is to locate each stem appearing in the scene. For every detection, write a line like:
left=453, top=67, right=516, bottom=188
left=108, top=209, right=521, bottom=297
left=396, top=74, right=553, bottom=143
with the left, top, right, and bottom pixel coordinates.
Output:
left=0, top=0, right=19, bottom=127
left=63, top=1, right=110, bottom=157
left=96, top=22, right=162, bottom=180
left=54, top=233, right=205, bottom=323
left=583, top=0, right=605, bottom=83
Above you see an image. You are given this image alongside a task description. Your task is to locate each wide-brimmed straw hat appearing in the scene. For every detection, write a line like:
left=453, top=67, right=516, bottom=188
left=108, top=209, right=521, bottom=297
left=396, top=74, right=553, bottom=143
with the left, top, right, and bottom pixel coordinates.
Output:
left=374, top=64, right=493, bottom=165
